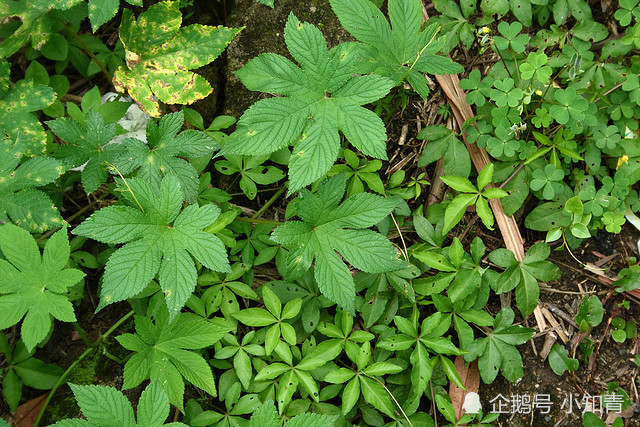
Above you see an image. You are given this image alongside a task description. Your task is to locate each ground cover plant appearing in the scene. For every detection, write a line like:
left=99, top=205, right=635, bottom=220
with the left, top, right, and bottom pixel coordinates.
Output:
left=0, top=0, right=639, bottom=426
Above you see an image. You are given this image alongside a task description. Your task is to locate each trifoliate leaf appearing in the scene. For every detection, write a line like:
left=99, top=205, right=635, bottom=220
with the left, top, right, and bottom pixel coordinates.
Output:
left=48, top=110, right=125, bottom=194
left=116, top=310, right=230, bottom=409
left=117, top=111, right=219, bottom=204
left=271, top=175, right=403, bottom=313
left=224, top=13, right=394, bottom=193
left=0, top=138, right=65, bottom=232
left=0, top=225, right=84, bottom=351
left=331, top=0, right=463, bottom=99
left=113, top=1, right=241, bottom=117
left=0, top=60, right=56, bottom=155
left=74, top=174, right=230, bottom=316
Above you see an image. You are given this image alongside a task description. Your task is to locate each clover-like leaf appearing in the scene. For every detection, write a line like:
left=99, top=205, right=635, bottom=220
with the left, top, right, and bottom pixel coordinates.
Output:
left=74, top=174, right=231, bottom=317
left=271, top=174, right=404, bottom=313
left=549, top=87, right=588, bottom=125
left=113, top=1, right=241, bottom=117
left=223, top=13, right=394, bottom=193
left=331, top=0, right=462, bottom=99
left=0, top=138, right=65, bottom=232
left=0, top=225, right=84, bottom=352
left=519, top=51, right=552, bottom=83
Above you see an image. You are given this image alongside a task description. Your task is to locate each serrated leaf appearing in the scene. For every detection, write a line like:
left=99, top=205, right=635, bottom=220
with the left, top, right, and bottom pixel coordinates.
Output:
left=0, top=62, right=56, bottom=155
left=0, top=225, right=83, bottom=351
left=272, top=175, right=402, bottom=313
left=119, top=311, right=230, bottom=409
left=74, top=175, right=230, bottom=316
left=68, top=383, right=136, bottom=426
left=331, top=0, right=463, bottom=99
left=0, top=139, right=65, bottom=232
left=225, top=13, right=393, bottom=192
left=49, top=110, right=123, bottom=194
left=0, top=0, right=83, bottom=59
left=113, top=2, right=241, bottom=117
left=116, top=111, right=218, bottom=204
left=136, top=381, right=170, bottom=426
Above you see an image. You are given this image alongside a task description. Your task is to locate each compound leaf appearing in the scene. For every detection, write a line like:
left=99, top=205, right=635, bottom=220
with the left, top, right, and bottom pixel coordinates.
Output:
left=113, top=1, right=241, bottom=117
left=225, top=13, right=394, bottom=193
left=0, top=225, right=84, bottom=352
left=74, top=175, right=230, bottom=316
left=331, top=0, right=463, bottom=98
left=271, top=175, right=403, bottom=313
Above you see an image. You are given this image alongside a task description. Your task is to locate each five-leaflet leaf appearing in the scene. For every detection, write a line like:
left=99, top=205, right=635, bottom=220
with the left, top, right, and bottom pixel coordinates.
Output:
left=0, top=225, right=85, bottom=352
left=224, top=13, right=394, bottom=193
left=73, top=174, right=231, bottom=317
left=271, top=174, right=404, bottom=313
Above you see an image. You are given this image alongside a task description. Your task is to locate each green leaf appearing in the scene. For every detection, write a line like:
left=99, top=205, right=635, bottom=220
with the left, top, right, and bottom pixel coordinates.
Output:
left=88, top=0, right=119, bottom=32
left=249, top=400, right=279, bottom=427
left=75, top=175, right=230, bottom=316
left=113, top=2, right=241, bottom=117
left=548, top=343, right=579, bottom=375
left=13, top=357, right=63, bottom=389
left=0, top=0, right=83, bottom=59
left=225, top=13, right=394, bottom=192
left=68, top=383, right=136, bottom=426
left=0, top=139, right=65, bottom=232
left=341, top=377, right=360, bottom=415
left=117, top=311, right=230, bottom=409
left=0, top=225, right=83, bottom=351
left=331, top=0, right=462, bottom=99
left=443, top=193, right=478, bottom=234
left=2, top=369, right=21, bottom=411
left=136, top=381, right=170, bottom=427
left=272, top=175, right=402, bottom=312
left=116, top=111, right=219, bottom=204
left=360, top=376, right=395, bottom=418
left=232, top=308, right=277, bottom=326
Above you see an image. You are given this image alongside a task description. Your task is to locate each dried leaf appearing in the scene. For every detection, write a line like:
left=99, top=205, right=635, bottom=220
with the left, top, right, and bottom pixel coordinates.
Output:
left=448, top=357, right=480, bottom=420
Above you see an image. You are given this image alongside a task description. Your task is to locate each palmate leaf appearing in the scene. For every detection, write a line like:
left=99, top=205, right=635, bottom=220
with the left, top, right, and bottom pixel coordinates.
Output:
left=330, top=0, right=463, bottom=99
left=0, top=0, right=83, bottom=58
left=113, top=1, right=241, bottom=117
left=48, top=109, right=125, bottom=194
left=116, top=308, right=230, bottom=409
left=0, top=138, right=65, bottom=232
left=271, top=175, right=404, bottom=313
left=224, top=13, right=394, bottom=193
left=74, top=174, right=231, bottom=316
left=0, top=224, right=84, bottom=352
left=0, top=60, right=56, bottom=155
left=116, top=110, right=218, bottom=204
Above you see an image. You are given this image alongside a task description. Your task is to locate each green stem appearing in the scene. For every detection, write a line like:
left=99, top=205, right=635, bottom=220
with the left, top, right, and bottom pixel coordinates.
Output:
left=251, top=187, right=286, bottom=220
left=63, top=24, right=112, bottom=82
left=71, top=322, right=92, bottom=348
left=33, top=311, right=134, bottom=427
